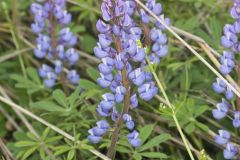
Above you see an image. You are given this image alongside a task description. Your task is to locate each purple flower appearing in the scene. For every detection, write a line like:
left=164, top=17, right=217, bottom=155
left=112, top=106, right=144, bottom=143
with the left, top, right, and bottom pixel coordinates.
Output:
left=128, top=68, right=146, bottom=86
left=130, top=94, right=138, bottom=108
left=111, top=107, right=120, bottom=121
left=146, top=0, right=162, bottom=16
left=212, top=1, right=240, bottom=158
left=96, top=20, right=111, bottom=33
left=123, top=114, right=135, bottom=130
left=212, top=78, right=226, bottom=93
left=212, top=99, right=230, bottom=120
left=44, top=72, right=57, bottom=88
left=54, top=60, right=63, bottom=74
left=214, top=130, right=231, bottom=145
left=88, top=120, right=109, bottom=144
left=67, top=70, right=80, bottom=84
left=97, top=73, right=113, bottom=88
left=34, top=44, right=46, bottom=59
left=231, top=1, right=240, bottom=19
left=233, top=111, right=240, bottom=128
left=65, top=48, right=79, bottom=65
left=31, top=0, right=80, bottom=88
left=138, top=82, right=158, bottom=101
left=38, top=64, right=52, bottom=78
left=127, top=130, right=141, bottom=147
left=115, top=86, right=126, bottom=103
left=225, top=87, right=234, bottom=100
left=90, top=0, right=167, bottom=147
left=223, top=143, right=238, bottom=159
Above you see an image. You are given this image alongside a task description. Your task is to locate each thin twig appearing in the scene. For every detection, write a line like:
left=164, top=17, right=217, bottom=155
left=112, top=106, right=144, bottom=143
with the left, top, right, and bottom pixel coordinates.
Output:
left=0, top=106, right=21, bottom=131
left=0, top=138, right=15, bottom=160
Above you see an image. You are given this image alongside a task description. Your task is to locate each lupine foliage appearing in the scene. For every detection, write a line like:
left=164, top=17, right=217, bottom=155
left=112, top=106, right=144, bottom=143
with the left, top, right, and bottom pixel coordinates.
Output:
left=0, top=0, right=240, bottom=160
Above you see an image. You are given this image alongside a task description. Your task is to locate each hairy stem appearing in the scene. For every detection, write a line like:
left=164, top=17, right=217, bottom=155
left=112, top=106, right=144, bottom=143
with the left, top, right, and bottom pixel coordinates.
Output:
left=107, top=37, right=131, bottom=159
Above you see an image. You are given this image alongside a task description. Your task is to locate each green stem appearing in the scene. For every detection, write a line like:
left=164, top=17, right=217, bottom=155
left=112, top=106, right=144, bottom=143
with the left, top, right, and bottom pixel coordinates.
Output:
left=146, top=57, right=195, bottom=160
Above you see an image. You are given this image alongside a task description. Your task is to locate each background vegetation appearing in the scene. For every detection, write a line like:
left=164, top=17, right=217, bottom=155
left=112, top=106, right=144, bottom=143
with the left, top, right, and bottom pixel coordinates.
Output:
left=0, top=0, right=238, bottom=159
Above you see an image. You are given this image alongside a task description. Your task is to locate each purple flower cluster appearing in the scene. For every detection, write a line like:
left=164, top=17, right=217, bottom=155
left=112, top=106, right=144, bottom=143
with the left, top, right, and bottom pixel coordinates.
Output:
left=88, top=120, right=110, bottom=144
left=88, top=0, right=170, bottom=147
left=31, top=0, right=80, bottom=88
left=212, top=1, right=240, bottom=159
left=214, top=130, right=238, bottom=159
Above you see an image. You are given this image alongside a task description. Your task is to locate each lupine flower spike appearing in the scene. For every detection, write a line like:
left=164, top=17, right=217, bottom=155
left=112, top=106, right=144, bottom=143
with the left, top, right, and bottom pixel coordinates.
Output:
left=212, top=0, right=240, bottom=159
left=88, top=1, right=170, bottom=158
left=31, top=0, right=80, bottom=88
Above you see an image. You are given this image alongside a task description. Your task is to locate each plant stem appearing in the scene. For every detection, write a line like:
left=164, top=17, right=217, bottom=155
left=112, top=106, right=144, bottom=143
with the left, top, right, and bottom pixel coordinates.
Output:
left=107, top=37, right=131, bottom=159
left=146, top=58, right=195, bottom=160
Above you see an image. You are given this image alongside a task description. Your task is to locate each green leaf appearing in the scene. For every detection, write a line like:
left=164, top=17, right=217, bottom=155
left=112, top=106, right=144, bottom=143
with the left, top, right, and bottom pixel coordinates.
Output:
left=39, top=147, right=45, bottom=160
left=31, top=101, right=65, bottom=112
left=86, top=67, right=99, bottom=81
left=41, top=128, right=50, bottom=140
left=26, top=67, right=41, bottom=84
left=15, top=141, right=36, bottom=147
left=139, top=124, right=154, bottom=144
left=45, top=136, right=62, bottom=143
left=140, top=152, right=168, bottom=159
left=194, top=105, right=209, bottom=117
left=54, top=146, right=71, bottom=156
left=53, top=89, right=68, bottom=108
left=139, top=134, right=171, bottom=152
left=69, top=86, right=81, bottom=108
left=21, top=146, right=37, bottom=160
left=79, top=79, right=100, bottom=90
left=185, top=123, right=195, bottom=134
left=67, top=149, right=75, bottom=160
left=133, top=153, right=142, bottom=160
left=116, top=146, right=131, bottom=153
left=195, top=122, right=209, bottom=132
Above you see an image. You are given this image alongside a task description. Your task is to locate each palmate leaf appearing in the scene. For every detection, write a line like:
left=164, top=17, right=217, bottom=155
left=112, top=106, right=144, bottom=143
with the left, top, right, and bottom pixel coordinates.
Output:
left=52, top=89, right=68, bottom=108
left=67, top=149, right=75, bottom=160
left=86, top=67, right=99, bottom=82
left=10, top=67, right=45, bottom=94
left=21, top=146, right=38, bottom=160
left=116, top=146, right=131, bottom=154
left=133, top=153, right=142, bottom=160
left=79, top=79, right=100, bottom=90
left=15, top=141, right=37, bottom=147
left=139, top=124, right=154, bottom=144
left=30, top=101, right=66, bottom=112
left=54, top=145, right=71, bottom=156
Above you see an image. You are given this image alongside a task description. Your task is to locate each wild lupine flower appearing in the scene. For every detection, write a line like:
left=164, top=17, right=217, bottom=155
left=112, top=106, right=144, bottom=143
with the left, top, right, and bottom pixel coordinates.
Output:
left=212, top=0, right=240, bottom=159
left=212, top=99, right=230, bottom=120
left=31, top=0, right=80, bottom=88
left=232, top=111, right=240, bottom=128
left=214, top=130, right=231, bottom=145
left=223, top=143, right=238, bottom=159
left=88, top=120, right=109, bottom=144
left=88, top=0, right=170, bottom=148
left=127, top=130, right=141, bottom=147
